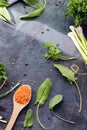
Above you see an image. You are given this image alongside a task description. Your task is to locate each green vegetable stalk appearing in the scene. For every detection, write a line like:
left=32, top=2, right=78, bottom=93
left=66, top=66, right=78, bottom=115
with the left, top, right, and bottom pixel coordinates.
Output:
left=68, top=25, right=87, bottom=68
left=54, top=64, right=82, bottom=113
left=34, top=78, right=52, bottom=129
left=44, top=42, right=76, bottom=61
left=49, top=95, right=75, bottom=124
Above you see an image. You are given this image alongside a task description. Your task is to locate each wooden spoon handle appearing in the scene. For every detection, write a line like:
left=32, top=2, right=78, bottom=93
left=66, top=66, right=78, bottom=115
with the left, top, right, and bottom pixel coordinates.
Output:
left=5, top=108, right=20, bottom=130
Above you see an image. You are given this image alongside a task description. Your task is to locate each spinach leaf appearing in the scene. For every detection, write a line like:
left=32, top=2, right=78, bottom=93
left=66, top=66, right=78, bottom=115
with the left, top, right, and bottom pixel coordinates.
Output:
left=44, top=42, right=76, bottom=61
left=49, top=95, right=75, bottom=124
left=0, top=7, right=11, bottom=22
left=49, top=95, right=63, bottom=110
left=54, top=64, right=77, bottom=84
left=23, top=0, right=41, bottom=8
left=0, top=0, right=9, bottom=7
left=54, top=64, right=82, bottom=113
left=35, top=78, right=52, bottom=129
left=24, top=109, right=34, bottom=129
left=20, top=0, right=46, bottom=19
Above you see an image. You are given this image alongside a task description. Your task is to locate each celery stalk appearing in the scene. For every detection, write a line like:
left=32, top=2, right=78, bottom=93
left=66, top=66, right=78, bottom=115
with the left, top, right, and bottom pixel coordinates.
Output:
left=68, top=26, right=87, bottom=68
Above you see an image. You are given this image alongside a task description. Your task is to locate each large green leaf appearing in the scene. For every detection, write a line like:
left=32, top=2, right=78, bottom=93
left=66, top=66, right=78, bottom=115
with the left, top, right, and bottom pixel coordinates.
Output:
left=0, top=7, right=11, bottom=22
left=54, top=64, right=77, bottom=84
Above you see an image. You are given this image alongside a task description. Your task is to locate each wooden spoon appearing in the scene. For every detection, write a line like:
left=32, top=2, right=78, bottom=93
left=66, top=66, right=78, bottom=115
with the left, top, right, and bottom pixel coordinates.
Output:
left=5, top=84, right=32, bottom=130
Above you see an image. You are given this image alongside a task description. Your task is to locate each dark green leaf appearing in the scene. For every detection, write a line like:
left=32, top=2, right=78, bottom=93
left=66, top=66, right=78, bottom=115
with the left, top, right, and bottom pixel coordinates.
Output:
left=35, top=78, right=52, bottom=106
left=54, top=64, right=77, bottom=84
left=24, top=109, right=34, bottom=128
left=49, top=95, right=63, bottom=110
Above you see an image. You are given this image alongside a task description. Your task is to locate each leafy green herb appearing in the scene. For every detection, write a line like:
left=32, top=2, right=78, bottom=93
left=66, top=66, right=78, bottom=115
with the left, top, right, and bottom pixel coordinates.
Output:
left=54, top=64, right=82, bottom=113
left=35, top=78, right=52, bottom=129
left=20, top=0, right=46, bottom=19
left=68, top=25, right=87, bottom=68
left=23, top=0, right=42, bottom=9
left=0, top=62, right=8, bottom=89
left=0, top=7, right=11, bottom=22
left=44, top=42, right=76, bottom=61
left=0, top=82, right=20, bottom=99
left=0, top=0, right=9, bottom=7
left=24, top=109, right=34, bottom=129
left=49, top=95, right=75, bottom=124
left=66, top=0, right=87, bottom=27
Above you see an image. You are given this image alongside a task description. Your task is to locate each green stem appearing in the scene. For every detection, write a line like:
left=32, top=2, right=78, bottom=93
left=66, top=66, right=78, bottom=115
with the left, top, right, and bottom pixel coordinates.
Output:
left=74, top=81, right=82, bottom=113
left=59, top=54, right=76, bottom=60
left=36, top=103, right=46, bottom=130
left=0, top=82, right=20, bottom=99
left=26, top=127, right=28, bottom=130
left=52, top=110, right=75, bottom=124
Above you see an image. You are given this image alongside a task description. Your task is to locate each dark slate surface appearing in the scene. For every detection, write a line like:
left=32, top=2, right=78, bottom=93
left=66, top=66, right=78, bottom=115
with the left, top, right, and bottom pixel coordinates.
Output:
left=0, top=0, right=87, bottom=130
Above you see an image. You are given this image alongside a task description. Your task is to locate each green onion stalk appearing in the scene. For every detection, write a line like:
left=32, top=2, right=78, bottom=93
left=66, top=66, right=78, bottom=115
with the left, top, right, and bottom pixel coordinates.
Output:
left=67, top=25, right=87, bottom=68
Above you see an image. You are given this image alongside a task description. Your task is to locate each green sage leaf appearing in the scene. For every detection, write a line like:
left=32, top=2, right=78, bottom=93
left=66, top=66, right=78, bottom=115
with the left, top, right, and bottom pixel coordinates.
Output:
left=49, top=95, right=63, bottom=110
left=35, top=78, right=52, bottom=130
left=54, top=64, right=77, bottom=84
left=35, top=78, right=52, bottom=106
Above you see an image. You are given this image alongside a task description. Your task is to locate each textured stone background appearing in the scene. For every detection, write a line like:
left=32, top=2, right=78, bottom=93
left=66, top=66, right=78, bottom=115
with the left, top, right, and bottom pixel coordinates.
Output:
left=0, top=0, right=87, bottom=130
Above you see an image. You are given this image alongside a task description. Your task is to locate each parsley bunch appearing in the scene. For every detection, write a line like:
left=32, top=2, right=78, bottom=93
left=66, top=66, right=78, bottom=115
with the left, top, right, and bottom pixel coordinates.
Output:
left=66, top=0, right=87, bottom=27
left=44, top=42, right=76, bottom=61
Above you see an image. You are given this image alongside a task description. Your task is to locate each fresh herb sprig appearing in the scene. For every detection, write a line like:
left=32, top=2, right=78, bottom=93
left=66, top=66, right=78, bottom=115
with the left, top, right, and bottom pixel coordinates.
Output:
left=44, top=42, right=76, bottom=61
